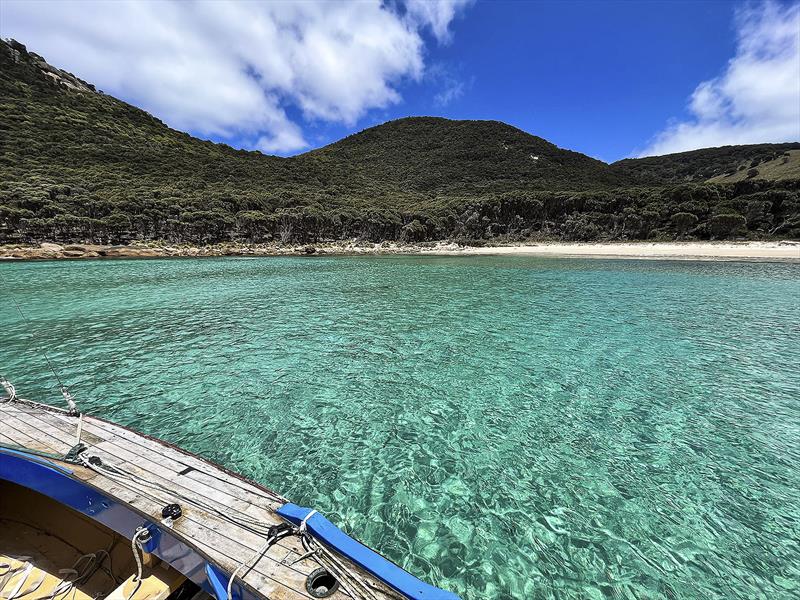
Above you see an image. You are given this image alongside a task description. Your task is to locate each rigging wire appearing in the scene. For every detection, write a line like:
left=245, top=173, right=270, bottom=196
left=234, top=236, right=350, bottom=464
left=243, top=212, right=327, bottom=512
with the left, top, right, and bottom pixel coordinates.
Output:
left=0, top=269, right=78, bottom=414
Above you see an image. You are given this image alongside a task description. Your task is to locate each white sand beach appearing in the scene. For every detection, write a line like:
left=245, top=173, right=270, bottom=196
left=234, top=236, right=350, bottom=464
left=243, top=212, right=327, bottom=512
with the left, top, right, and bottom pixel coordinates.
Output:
left=426, top=241, right=800, bottom=261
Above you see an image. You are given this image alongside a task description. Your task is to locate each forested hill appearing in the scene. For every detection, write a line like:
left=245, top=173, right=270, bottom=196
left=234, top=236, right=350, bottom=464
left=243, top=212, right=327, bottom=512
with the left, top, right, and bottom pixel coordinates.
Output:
left=306, top=117, right=633, bottom=194
left=1, top=38, right=798, bottom=245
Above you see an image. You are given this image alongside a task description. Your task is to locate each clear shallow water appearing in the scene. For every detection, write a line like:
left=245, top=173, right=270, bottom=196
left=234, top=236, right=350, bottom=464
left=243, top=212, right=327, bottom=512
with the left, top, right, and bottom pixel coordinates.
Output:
left=1, top=256, right=799, bottom=599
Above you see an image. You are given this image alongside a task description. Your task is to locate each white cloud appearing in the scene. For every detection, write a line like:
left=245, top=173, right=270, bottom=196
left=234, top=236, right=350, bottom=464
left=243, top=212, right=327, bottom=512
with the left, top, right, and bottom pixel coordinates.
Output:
left=0, top=0, right=470, bottom=154
left=434, top=80, right=465, bottom=106
left=639, top=1, right=800, bottom=157
left=256, top=124, right=309, bottom=156
left=405, top=0, right=473, bottom=44
left=428, top=63, right=472, bottom=107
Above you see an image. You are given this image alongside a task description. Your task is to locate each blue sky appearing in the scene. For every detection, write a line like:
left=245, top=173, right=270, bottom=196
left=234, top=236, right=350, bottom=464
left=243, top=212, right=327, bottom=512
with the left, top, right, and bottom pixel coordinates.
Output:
left=2, top=0, right=798, bottom=161
left=319, top=1, right=743, bottom=161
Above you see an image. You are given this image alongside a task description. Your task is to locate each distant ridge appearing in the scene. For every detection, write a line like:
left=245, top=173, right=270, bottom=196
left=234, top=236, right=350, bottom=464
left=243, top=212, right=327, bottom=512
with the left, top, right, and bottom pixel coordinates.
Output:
left=614, top=143, right=800, bottom=183
left=1, top=38, right=798, bottom=244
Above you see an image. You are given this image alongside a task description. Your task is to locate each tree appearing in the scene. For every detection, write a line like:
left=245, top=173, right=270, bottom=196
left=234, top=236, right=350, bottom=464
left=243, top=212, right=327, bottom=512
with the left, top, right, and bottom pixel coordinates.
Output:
left=279, top=215, right=294, bottom=243
left=401, top=219, right=427, bottom=241
left=708, top=213, right=746, bottom=239
left=671, top=212, right=698, bottom=237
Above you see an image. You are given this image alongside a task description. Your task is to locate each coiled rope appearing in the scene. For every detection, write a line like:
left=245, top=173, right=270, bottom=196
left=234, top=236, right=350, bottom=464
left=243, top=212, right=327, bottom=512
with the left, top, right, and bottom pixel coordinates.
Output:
left=0, top=551, right=111, bottom=600
left=296, top=532, right=379, bottom=600
left=48, top=551, right=111, bottom=600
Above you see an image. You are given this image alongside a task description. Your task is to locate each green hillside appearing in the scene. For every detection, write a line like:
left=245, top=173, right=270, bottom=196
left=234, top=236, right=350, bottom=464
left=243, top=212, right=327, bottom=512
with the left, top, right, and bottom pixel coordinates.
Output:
left=306, top=117, right=631, bottom=195
left=706, top=149, right=800, bottom=183
left=1, top=38, right=799, bottom=244
left=613, top=143, right=800, bottom=183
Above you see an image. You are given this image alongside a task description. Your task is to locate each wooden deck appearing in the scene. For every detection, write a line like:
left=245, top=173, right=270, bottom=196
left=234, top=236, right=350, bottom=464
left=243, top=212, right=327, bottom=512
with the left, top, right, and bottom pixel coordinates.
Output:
left=0, top=398, right=403, bottom=600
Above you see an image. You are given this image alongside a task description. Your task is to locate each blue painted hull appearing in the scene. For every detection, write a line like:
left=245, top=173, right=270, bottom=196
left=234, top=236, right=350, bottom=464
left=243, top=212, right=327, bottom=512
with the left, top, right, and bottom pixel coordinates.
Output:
left=0, top=448, right=247, bottom=600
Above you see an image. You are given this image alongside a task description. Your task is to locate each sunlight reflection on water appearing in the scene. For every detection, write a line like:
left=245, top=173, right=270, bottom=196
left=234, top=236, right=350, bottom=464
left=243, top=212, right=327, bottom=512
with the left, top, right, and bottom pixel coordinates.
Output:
left=2, top=256, right=799, bottom=599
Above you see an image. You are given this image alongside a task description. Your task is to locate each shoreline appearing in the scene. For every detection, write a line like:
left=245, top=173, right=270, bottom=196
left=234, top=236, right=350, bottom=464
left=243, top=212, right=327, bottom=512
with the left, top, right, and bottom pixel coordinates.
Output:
left=438, top=240, right=800, bottom=261
left=1, top=240, right=799, bottom=262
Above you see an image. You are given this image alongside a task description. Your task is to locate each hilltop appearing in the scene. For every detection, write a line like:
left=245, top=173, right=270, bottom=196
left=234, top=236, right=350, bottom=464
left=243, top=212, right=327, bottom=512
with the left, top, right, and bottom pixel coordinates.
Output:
left=1, top=39, right=798, bottom=245
left=304, top=117, right=632, bottom=195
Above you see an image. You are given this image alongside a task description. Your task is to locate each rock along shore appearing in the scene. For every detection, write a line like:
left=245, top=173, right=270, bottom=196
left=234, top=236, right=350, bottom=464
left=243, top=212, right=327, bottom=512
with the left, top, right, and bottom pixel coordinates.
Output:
left=0, top=241, right=464, bottom=260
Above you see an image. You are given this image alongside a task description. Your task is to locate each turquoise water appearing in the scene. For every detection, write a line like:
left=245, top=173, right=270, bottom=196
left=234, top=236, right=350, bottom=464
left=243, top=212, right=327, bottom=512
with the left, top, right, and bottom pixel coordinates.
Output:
left=1, top=256, right=799, bottom=599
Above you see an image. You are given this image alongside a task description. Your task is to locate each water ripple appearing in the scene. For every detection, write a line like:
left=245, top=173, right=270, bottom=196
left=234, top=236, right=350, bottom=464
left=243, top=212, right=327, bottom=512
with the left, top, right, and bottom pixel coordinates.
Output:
left=1, top=256, right=799, bottom=599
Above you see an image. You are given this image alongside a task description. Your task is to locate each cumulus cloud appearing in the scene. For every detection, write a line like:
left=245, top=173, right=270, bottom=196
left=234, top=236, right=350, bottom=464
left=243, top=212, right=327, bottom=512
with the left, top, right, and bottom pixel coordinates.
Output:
left=639, top=1, right=800, bottom=157
left=0, top=0, right=470, bottom=154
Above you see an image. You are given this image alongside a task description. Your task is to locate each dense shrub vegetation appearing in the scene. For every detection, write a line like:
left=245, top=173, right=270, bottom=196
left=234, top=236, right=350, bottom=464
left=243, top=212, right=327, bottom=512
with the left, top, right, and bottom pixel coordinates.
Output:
left=1, top=39, right=799, bottom=245
left=613, top=144, right=800, bottom=183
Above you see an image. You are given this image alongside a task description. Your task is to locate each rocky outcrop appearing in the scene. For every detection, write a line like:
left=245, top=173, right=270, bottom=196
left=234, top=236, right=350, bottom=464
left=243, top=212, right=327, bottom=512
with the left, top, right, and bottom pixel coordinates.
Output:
left=39, top=242, right=63, bottom=252
left=3, top=39, right=98, bottom=93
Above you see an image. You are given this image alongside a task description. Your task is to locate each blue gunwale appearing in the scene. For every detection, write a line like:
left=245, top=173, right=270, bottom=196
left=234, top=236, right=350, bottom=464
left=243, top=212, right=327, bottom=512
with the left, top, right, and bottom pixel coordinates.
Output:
left=278, top=503, right=460, bottom=600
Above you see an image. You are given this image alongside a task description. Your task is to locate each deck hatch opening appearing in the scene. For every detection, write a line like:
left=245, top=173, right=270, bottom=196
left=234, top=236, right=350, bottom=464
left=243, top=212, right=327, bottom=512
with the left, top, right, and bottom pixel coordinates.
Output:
left=305, top=568, right=339, bottom=598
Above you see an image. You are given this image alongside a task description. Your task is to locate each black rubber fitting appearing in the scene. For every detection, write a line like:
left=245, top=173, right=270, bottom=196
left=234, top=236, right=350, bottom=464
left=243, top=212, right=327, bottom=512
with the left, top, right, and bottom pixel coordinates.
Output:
left=305, top=568, right=339, bottom=598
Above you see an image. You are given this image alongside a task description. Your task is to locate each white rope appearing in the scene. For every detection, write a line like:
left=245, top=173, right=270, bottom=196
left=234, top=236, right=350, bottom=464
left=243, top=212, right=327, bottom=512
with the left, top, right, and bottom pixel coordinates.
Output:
left=131, top=532, right=145, bottom=582
left=291, top=512, right=379, bottom=600
left=225, top=534, right=277, bottom=600
left=61, top=387, right=78, bottom=416
left=299, top=535, right=377, bottom=600
left=6, top=568, right=45, bottom=600
left=0, top=379, right=16, bottom=402
left=126, top=529, right=149, bottom=600
left=1, top=562, right=32, bottom=600
left=0, top=552, right=109, bottom=600
left=46, top=552, right=110, bottom=600
left=75, top=413, right=83, bottom=446
left=0, top=561, right=25, bottom=595
left=298, top=509, right=318, bottom=534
